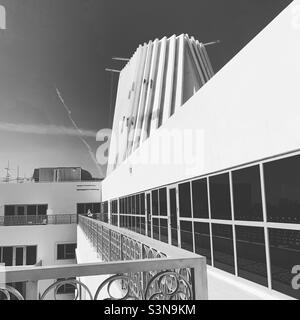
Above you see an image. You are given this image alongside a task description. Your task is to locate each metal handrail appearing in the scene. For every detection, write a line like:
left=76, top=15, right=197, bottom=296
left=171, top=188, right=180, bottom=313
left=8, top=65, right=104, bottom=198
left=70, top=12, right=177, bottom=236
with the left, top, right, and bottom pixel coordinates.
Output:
left=0, top=216, right=207, bottom=300
left=0, top=214, right=77, bottom=226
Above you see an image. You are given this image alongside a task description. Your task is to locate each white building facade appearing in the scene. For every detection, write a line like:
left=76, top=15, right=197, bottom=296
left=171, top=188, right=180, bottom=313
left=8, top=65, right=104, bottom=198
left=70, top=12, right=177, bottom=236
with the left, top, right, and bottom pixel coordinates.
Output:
left=0, top=177, right=101, bottom=299
left=97, top=1, right=300, bottom=300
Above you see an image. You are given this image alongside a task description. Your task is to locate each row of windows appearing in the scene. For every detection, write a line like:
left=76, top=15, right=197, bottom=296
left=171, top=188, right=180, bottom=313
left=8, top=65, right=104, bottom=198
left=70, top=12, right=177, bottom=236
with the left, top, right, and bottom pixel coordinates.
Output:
left=77, top=203, right=100, bottom=215
left=101, top=153, right=300, bottom=299
left=179, top=223, right=300, bottom=299
left=0, top=246, right=37, bottom=266
left=5, top=205, right=48, bottom=216
left=118, top=194, right=145, bottom=216
left=108, top=155, right=300, bottom=224
left=119, top=215, right=146, bottom=235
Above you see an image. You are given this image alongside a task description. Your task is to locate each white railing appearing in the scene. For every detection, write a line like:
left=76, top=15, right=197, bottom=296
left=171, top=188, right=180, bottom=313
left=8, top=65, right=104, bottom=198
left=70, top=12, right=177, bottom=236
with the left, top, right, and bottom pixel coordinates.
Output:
left=0, top=214, right=77, bottom=226
left=0, top=216, right=207, bottom=300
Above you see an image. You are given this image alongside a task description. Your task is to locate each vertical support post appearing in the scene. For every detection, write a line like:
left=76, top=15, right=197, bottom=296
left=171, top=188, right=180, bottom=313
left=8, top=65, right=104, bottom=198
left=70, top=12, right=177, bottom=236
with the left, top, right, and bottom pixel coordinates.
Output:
left=108, top=229, right=112, bottom=261
left=260, top=163, right=272, bottom=289
left=26, top=280, right=38, bottom=300
left=193, top=258, right=208, bottom=300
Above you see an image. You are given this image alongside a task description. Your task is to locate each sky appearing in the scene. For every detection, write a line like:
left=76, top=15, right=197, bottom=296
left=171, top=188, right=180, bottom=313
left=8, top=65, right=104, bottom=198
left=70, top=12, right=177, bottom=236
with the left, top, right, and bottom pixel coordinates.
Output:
left=0, top=0, right=292, bottom=180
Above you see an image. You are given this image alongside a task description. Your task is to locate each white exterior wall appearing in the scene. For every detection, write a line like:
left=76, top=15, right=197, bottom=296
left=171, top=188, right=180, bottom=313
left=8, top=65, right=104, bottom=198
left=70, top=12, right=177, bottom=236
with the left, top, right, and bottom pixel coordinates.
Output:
left=0, top=181, right=101, bottom=299
left=0, top=181, right=101, bottom=216
left=0, top=224, right=77, bottom=299
left=102, top=1, right=300, bottom=200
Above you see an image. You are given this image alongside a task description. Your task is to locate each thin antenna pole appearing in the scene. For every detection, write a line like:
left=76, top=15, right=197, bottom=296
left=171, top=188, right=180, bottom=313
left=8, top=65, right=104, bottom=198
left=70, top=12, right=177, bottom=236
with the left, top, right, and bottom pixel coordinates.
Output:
left=203, top=40, right=221, bottom=47
left=108, top=72, right=114, bottom=127
left=4, top=161, right=10, bottom=183
left=112, top=57, right=130, bottom=62
left=105, top=68, right=121, bottom=73
left=17, top=165, right=20, bottom=183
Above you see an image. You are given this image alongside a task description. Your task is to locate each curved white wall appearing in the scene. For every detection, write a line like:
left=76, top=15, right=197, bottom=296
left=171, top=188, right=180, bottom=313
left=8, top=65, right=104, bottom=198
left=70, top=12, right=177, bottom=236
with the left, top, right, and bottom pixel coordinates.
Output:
left=102, top=0, right=300, bottom=200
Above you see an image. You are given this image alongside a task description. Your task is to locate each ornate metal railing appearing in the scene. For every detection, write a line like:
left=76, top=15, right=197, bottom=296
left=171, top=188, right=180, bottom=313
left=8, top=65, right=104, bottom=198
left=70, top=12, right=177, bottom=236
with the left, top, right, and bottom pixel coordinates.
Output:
left=77, top=216, right=207, bottom=300
left=0, top=214, right=77, bottom=226
left=0, top=216, right=207, bottom=300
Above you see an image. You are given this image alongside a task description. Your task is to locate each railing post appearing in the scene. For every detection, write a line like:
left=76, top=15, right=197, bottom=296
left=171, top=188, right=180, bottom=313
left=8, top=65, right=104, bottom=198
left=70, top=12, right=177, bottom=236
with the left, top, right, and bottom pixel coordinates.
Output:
left=192, top=258, right=208, bottom=300
left=101, top=225, right=103, bottom=260
left=108, top=229, right=111, bottom=261
left=26, top=280, right=38, bottom=300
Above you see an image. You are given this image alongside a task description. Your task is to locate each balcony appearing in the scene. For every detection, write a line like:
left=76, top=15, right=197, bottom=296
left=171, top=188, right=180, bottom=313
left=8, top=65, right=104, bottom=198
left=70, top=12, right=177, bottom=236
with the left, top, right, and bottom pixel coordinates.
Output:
left=0, top=214, right=77, bottom=226
left=0, top=216, right=207, bottom=300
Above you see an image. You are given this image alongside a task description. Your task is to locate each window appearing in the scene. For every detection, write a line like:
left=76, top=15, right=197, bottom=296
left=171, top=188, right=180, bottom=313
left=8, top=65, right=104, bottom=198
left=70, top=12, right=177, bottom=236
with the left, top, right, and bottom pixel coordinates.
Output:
left=232, top=165, right=263, bottom=221
left=136, top=194, right=140, bottom=215
left=77, top=203, right=100, bottom=214
left=152, top=218, right=159, bottom=240
left=26, top=246, right=37, bottom=265
left=1, top=247, right=13, bottom=266
left=0, top=246, right=37, bottom=266
left=56, top=278, right=76, bottom=295
left=140, top=193, right=145, bottom=215
left=209, top=173, right=232, bottom=220
left=212, top=224, right=235, bottom=274
left=57, top=243, right=76, bottom=260
left=4, top=204, right=48, bottom=217
left=27, top=205, right=37, bottom=215
left=192, top=178, right=209, bottom=219
left=235, top=226, right=267, bottom=286
left=160, top=219, right=168, bottom=243
left=179, top=182, right=192, bottom=218
left=37, top=205, right=47, bottom=215
left=4, top=205, right=14, bottom=216
left=269, top=228, right=300, bottom=299
left=151, top=190, right=159, bottom=216
left=264, top=155, right=300, bottom=223
left=180, top=221, right=193, bottom=252
left=159, top=188, right=167, bottom=216
left=194, top=222, right=211, bottom=265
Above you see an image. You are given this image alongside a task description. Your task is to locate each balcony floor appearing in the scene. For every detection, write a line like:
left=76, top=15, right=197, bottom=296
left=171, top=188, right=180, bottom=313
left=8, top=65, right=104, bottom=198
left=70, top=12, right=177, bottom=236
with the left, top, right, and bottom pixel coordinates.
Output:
left=207, top=266, right=292, bottom=300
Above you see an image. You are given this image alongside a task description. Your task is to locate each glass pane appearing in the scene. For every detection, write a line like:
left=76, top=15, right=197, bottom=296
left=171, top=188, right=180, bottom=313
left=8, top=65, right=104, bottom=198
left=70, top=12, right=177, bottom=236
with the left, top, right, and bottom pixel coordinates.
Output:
left=159, top=188, right=167, bottom=216
left=3, top=247, right=13, bottom=266
left=37, top=205, right=47, bottom=216
left=86, top=203, right=93, bottom=213
left=151, top=190, right=159, bottom=216
left=26, top=246, right=37, bottom=265
left=269, top=228, right=300, bottom=299
left=17, top=206, right=25, bottom=216
left=141, top=217, right=146, bottom=235
left=65, top=244, right=76, bottom=259
left=136, top=194, right=140, bottom=215
left=132, top=196, right=136, bottom=215
left=152, top=218, right=159, bottom=240
left=180, top=221, right=193, bottom=252
left=264, top=155, right=300, bottom=223
left=236, top=226, right=267, bottom=286
left=194, top=222, right=211, bottom=265
left=209, top=173, right=232, bottom=220
left=212, top=224, right=235, bottom=274
left=169, top=188, right=178, bottom=246
left=57, top=244, right=65, bottom=260
left=192, top=178, right=209, bottom=219
left=4, top=205, right=15, bottom=216
left=27, top=205, right=37, bottom=215
left=140, top=193, right=145, bottom=215
left=77, top=203, right=84, bottom=214
left=160, top=218, right=169, bottom=243
left=94, top=203, right=100, bottom=213
left=179, top=182, right=192, bottom=218
left=232, top=165, right=263, bottom=221
left=16, top=247, right=24, bottom=266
